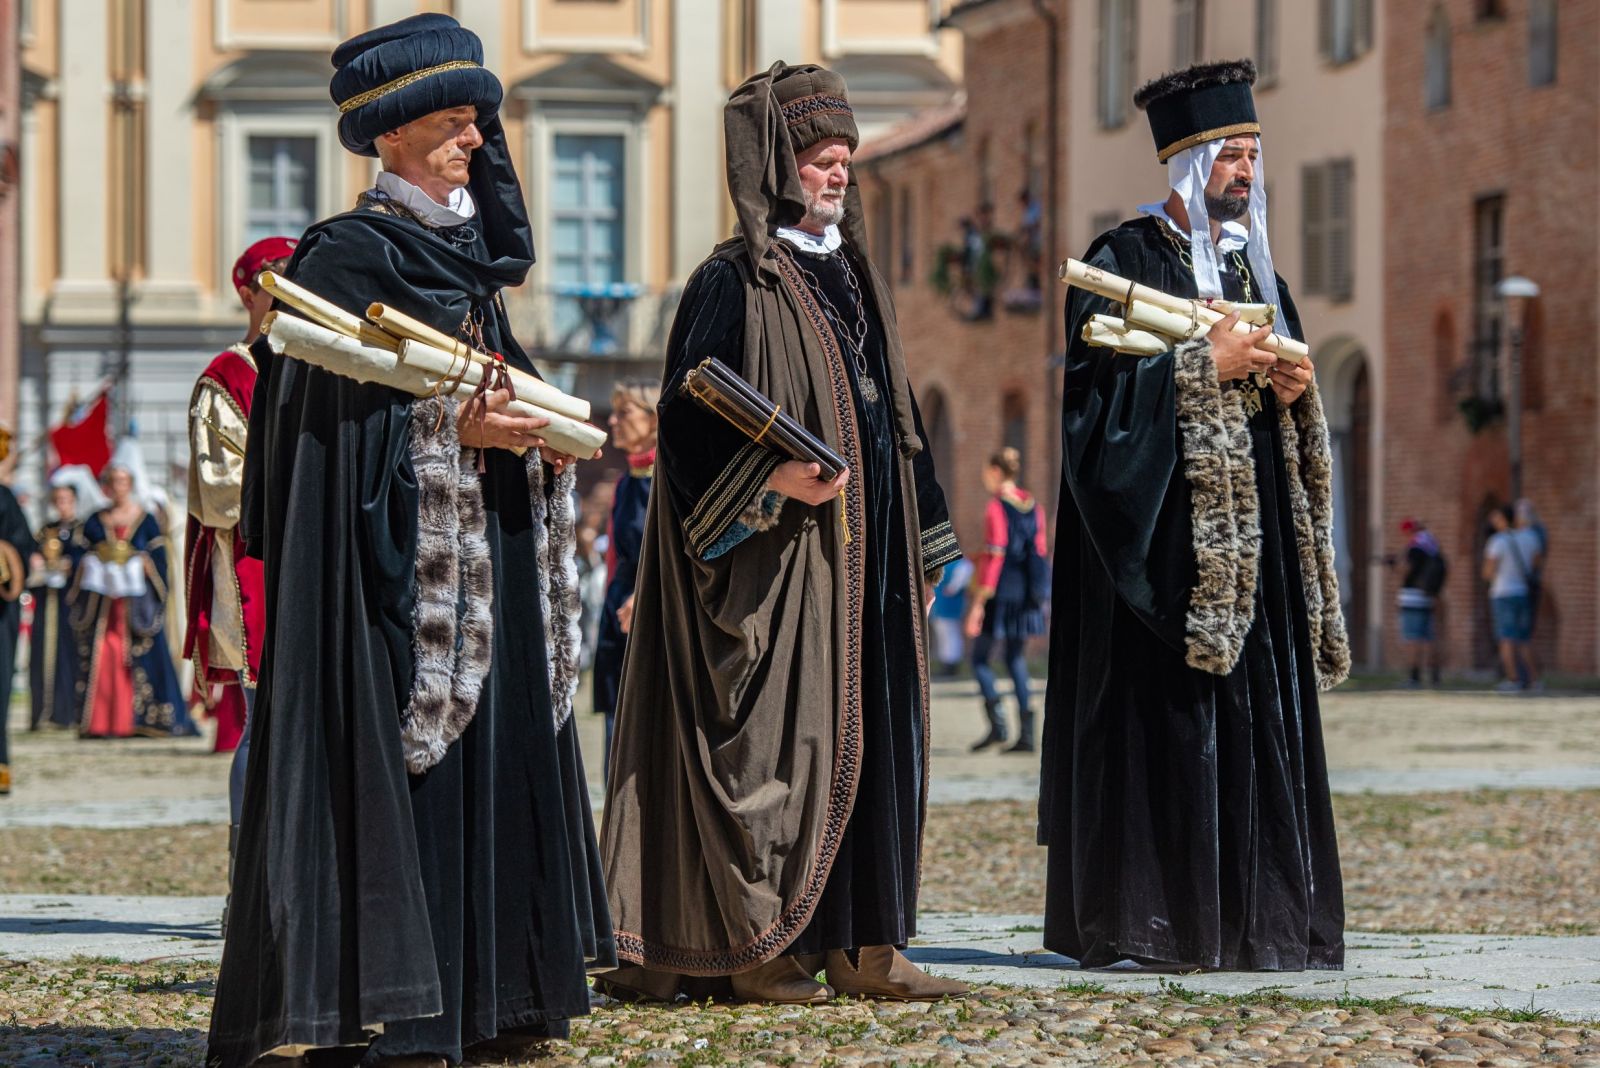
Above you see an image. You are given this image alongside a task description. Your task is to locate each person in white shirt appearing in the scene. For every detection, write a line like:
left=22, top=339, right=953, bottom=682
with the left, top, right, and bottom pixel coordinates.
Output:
left=1483, top=504, right=1544, bottom=692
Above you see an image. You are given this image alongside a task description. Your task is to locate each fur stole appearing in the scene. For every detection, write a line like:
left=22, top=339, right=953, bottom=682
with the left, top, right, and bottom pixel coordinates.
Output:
left=1173, top=346, right=1350, bottom=690
left=399, top=396, right=496, bottom=774
left=527, top=453, right=583, bottom=729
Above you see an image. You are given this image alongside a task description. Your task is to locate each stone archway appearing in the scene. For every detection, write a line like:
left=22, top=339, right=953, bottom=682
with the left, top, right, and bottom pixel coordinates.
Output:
left=1314, top=336, right=1374, bottom=665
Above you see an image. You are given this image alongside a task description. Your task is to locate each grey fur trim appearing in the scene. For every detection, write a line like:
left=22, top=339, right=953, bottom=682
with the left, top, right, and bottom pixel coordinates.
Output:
left=526, top=455, right=584, bottom=730
left=400, top=397, right=496, bottom=775
left=1172, top=339, right=1259, bottom=675
left=1278, top=381, right=1352, bottom=690
left=1134, top=58, right=1258, bottom=111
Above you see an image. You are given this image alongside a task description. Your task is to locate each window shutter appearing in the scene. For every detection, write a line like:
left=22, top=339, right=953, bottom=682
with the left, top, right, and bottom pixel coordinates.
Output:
left=1354, top=0, right=1374, bottom=57
left=1256, top=0, right=1279, bottom=84
left=1529, top=0, right=1557, bottom=86
left=1327, top=159, right=1354, bottom=302
left=1317, top=0, right=1333, bottom=60
left=1301, top=163, right=1327, bottom=296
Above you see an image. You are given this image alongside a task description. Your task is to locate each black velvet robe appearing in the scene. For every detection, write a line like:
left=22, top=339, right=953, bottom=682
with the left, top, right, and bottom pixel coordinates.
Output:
left=592, top=466, right=650, bottom=719
left=1039, top=217, right=1345, bottom=972
left=28, top=519, right=81, bottom=731
left=209, top=157, right=614, bottom=1065
left=0, top=487, right=38, bottom=774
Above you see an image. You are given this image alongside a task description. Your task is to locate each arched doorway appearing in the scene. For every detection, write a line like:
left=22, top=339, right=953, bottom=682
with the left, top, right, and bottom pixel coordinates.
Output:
left=1315, top=337, right=1373, bottom=666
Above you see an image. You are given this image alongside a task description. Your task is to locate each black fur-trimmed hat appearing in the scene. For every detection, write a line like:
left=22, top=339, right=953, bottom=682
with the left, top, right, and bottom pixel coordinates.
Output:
left=1134, top=59, right=1259, bottom=163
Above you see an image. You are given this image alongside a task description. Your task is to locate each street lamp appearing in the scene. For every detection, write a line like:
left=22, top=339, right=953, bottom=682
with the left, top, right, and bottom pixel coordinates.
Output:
left=1495, top=275, right=1541, bottom=502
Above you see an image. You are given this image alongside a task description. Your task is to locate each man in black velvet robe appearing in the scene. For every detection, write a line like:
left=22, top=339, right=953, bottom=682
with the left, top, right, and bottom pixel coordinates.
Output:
left=596, top=63, right=967, bottom=1005
left=1039, top=59, right=1351, bottom=973
left=208, top=16, right=613, bottom=1067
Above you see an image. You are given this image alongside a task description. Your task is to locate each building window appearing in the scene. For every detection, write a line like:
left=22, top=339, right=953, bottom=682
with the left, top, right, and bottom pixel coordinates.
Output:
left=246, top=136, right=318, bottom=245
left=1476, top=0, right=1506, bottom=22
left=1471, top=194, right=1506, bottom=403
left=1425, top=6, right=1452, bottom=109
left=1301, top=159, right=1353, bottom=303
left=1256, top=0, right=1279, bottom=87
left=1319, top=0, right=1373, bottom=65
left=549, top=133, right=627, bottom=347
left=1529, top=0, right=1557, bottom=87
left=874, top=182, right=894, bottom=273
left=1173, top=0, right=1204, bottom=69
left=1098, top=0, right=1137, bottom=130
left=898, top=186, right=914, bottom=285
left=1433, top=310, right=1457, bottom=425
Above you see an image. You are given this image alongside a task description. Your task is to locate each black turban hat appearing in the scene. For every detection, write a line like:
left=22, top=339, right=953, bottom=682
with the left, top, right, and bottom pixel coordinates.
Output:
left=1134, top=59, right=1259, bottom=163
left=331, top=13, right=504, bottom=157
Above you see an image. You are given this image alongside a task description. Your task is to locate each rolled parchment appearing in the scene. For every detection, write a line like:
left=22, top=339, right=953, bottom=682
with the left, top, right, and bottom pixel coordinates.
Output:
left=1082, top=315, right=1170, bottom=356
left=1059, top=257, right=1307, bottom=363
left=367, top=302, right=592, bottom=423
left=259, top=271, right=400, bottom=352
left=268, top=314, right=606, bottom=460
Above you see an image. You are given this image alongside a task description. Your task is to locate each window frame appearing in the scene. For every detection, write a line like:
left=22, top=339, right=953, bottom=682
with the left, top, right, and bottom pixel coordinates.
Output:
left=1528, top=0, right=1557, bottom=87
left=1425, top=5, right=1453, bottom=110
left=1471, top=193, right=1507, bottom=402
left=1255, top=0, right=1280, bottom=87
left=217, top=107, right=338, bottom=305
left=1097, top=0, right=1138, bottom=131
left=1172, top=0, right=1204, bottom=70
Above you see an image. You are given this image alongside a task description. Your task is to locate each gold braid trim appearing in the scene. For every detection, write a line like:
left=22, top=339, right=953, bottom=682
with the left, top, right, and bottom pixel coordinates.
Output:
left=337, top=60, right=482, bottom=114
left=1157, top=121, right=1262, bottom=163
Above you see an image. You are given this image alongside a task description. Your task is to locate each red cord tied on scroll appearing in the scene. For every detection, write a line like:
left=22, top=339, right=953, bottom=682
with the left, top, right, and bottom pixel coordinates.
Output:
left=461, top=350, right=517, bottom=473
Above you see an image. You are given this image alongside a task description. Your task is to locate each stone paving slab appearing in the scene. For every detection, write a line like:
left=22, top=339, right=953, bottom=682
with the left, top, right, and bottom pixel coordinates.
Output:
left=908, top=914, right=1600, bottom=1021
left=3, top=896, right=1597, bottom=1022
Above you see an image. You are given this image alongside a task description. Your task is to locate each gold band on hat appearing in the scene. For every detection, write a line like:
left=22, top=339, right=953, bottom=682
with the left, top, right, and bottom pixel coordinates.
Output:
left=1156, top=121, right=1261, bottom=163
left=337, top=60, right=482, bottom=114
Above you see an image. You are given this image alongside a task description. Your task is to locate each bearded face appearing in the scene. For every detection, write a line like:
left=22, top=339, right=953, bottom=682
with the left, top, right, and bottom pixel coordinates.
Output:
left=1203, top=135, right=1259, bottom=223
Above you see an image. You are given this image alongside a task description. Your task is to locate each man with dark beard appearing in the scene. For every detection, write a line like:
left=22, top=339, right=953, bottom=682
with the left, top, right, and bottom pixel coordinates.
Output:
left=595, top=62, right=968, bottom=1005
left=207, top=15, right=612, bottom=1067
left=1039, top=59, right=1350, bottom=972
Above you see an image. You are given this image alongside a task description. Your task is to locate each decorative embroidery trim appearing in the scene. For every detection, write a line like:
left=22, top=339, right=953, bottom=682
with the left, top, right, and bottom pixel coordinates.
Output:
left=1157, top=121, right=1262, bottom=163
left=684, top=442, right=783, bottom=559
left=614, top=246, right=868, bottom=976
left=919, top=520, right=961, bottom=573
left=781, top=93, right=854, bottom=126
left=337, top=60, right=481, bottom=114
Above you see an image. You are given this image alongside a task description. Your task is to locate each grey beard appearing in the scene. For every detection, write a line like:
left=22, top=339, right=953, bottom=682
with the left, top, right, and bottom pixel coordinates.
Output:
left=1205, top=192, right=1250, bottom=222
left=802, top=189, right=846, bottom=230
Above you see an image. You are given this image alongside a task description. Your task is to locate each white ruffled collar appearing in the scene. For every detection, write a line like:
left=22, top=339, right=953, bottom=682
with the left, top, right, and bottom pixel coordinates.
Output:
left=374, top=171, right=477, bottom=228
left=776, top=224, right=843, bottom=255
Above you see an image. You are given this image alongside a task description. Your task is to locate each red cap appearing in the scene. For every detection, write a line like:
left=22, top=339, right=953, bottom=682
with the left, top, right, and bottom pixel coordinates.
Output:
left=1400, top=517, right=1420, bottom=534
left=232, top=236, right=299, bottom=292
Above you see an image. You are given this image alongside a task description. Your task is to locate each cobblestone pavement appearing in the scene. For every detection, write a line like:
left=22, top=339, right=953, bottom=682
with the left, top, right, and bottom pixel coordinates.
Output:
left=2, top=944, right=1600, bottom=1067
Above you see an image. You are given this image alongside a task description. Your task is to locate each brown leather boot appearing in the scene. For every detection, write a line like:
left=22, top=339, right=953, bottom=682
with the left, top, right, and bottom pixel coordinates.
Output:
left=728, top=955, right=833, bottom=1005
left=592, top=964, right=682, bottom=1003
left=825, top=945, right=971, bottom=1001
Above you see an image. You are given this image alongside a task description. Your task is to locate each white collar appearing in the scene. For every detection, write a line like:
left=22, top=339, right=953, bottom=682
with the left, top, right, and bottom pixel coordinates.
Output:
left=776, top=224, right=843, bottom=255
left=1137, top=201, right=1250, bottom=254
left=374, top=171, right=477, bottom=228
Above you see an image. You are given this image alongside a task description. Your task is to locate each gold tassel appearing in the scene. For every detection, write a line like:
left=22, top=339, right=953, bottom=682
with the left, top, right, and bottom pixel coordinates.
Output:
left=839, top=488, right=851, bottom=545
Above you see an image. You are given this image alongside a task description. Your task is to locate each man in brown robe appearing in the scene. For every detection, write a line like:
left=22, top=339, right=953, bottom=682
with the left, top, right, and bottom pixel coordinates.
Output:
left=596, top=62, right=969, bottom=1005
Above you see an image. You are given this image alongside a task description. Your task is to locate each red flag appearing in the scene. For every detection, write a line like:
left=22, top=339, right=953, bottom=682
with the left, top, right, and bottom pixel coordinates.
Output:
left=50, top=394, right=113, bottom=475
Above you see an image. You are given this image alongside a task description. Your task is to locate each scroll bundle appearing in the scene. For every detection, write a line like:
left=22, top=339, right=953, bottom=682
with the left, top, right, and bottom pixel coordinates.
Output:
left=681, top=358, right=846, bottom=482
left=258, top=272, right=607, bottom=460
left=1058, top=258, right=1309, bottom=364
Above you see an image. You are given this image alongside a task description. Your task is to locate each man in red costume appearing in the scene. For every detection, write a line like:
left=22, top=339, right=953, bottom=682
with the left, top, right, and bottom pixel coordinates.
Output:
left=184, top=236, right=294, bottom=901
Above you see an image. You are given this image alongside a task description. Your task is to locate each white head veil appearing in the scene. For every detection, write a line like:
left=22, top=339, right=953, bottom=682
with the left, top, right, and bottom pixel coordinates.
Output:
left=1166, top=134, right=1288, bottom=339
left=103, top=437, right=158, bottom=512
left=49, top=464, right=109, bottom=515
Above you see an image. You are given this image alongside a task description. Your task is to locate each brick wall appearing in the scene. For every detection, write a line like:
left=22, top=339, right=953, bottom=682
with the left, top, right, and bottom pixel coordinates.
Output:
left=858, top=3, right=1065, bottom=560
left=1383, top=0, right=1599, bottom=673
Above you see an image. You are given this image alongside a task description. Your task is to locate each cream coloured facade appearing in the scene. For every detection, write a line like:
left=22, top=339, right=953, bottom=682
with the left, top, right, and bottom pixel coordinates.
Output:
left=1063, top=0, right=1385, bottom=661
left=14, top=0, right=961, bottom=501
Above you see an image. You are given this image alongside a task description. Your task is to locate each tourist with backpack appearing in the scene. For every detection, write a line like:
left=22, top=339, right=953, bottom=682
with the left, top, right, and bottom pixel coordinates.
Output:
left=966, top=447, right=1050, bottom=753
left=1397, top=518, right=1447, bottom=687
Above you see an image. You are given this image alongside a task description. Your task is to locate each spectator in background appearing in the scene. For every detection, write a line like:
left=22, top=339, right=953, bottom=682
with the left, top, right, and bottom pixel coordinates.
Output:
left=593, top=379, right=658, bottom=779
left=928, top=555, right=974, bottom=678
left=1484, top=505, right=1543, bottom=693
left=1514, top=497, right=1548, bottom=685
left=1396, top=518, right=1446, bottom=688
left=966, top=447, right=1049, bottom=753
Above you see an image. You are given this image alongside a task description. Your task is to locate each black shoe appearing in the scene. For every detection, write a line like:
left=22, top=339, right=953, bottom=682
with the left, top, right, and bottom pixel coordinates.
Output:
left=970, top=727, right=1006, bottom=752
left=1003, top=738, right=1035, bottom=754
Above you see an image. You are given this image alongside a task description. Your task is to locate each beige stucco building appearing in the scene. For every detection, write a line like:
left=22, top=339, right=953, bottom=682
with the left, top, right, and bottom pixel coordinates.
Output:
left=14, top=0, right=961, bottom=500
left=1063, top=0, right=1386, bottom=661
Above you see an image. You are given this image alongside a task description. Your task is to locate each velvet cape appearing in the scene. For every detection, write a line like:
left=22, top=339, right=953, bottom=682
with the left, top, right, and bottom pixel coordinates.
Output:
left=208, top=120, right=613, bottom=1067
left=1039, top=216, right=1349, bottom=972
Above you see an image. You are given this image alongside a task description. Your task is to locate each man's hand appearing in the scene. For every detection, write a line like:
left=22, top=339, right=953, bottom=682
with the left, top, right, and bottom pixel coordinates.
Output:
left=618, top=594, right=635, bottom=635
left=1207, top=312, right=1278, bottom=383
left=1267, top=354, right=1315, bottom=406
left=457, top=388, right=550, bottom=452
left=767, top=460, right=849, bottom=506
left=923, top=579, right=937, bottom=616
